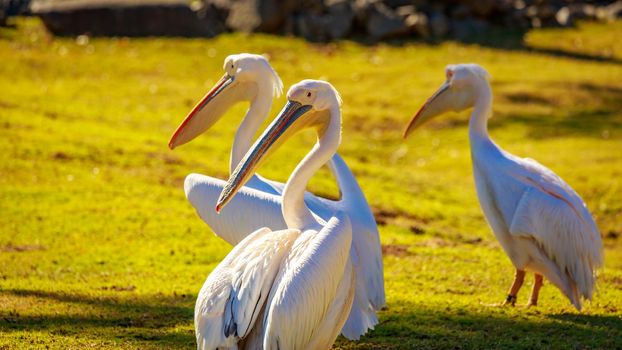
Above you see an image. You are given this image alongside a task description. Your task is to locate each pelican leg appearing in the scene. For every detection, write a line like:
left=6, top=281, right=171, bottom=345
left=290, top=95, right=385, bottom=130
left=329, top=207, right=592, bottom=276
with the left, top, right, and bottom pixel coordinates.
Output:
left=527, top=274, right=544, bottom=307
left=503, top=269, right=525, bottom=306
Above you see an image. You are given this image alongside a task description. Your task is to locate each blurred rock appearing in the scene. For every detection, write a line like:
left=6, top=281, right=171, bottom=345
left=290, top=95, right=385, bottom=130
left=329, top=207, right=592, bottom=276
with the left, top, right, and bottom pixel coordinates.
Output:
left=596, top=1, right=622, bottom=21
left=31, top=0, right=225, bottom=36
left=2, top=0, right=31, bottom=25
left=555, top=6, right=572, bottom=26
left=225, top=0, right=296, bottom=33
left=395, top=4, right=415, bottom=17
left=405, top=11, right=429, bottom=38
left=296, top=13, right=326, bottom=41
left=294, top=0, right=353, bottom=41
left=452, top=17, right=489, bottom=39
left=429, top=10, right=449, bottom=38
left=366, top=2, right=409, bottom=39
left=464, top=0, right=495, bottom=17
left=27, top=0, right=621, bottom=41
left=325, top=0, right=355, bottom=39
left=450, top=4, right=471, bottom=19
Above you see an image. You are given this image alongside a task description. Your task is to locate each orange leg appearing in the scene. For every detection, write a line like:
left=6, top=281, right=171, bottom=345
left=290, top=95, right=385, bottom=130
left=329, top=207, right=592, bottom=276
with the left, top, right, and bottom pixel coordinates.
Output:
left=527, top=274, right=544, bottom=307
left=503, top=269, right=525, bottom=306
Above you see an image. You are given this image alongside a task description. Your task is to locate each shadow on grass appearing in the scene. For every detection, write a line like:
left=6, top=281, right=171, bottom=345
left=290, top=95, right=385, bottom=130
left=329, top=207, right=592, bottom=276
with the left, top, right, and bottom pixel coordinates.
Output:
left=426, top=81, right=622, bottom=139
left=360, top=26, right=622, bottom=67
left=456, top=28, right=622, bottom=67
left=0, top=289, right=195, bottom=348
left=2, top=289, right=621, bottom=349
left=337, top=302, right=622, bottom=349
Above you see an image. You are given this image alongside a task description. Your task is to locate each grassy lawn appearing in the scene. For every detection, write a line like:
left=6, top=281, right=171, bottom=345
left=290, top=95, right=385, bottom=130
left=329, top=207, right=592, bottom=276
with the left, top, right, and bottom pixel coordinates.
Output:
left=1, top=18, right=621, bottom=349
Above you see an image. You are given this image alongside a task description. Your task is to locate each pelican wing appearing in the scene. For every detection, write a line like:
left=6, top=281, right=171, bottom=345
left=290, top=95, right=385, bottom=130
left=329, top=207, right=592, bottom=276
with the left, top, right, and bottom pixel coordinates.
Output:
left=263, top=214, right=353, bottom=350
left=184, top=173, right=287, bottom=245
left=328, top=153, right=385, bottom=309
left=195, top=227, right=299, bottom=350
left=185, top=156, right=385, bottom=340
left=507, top=156, right=603, bottom=299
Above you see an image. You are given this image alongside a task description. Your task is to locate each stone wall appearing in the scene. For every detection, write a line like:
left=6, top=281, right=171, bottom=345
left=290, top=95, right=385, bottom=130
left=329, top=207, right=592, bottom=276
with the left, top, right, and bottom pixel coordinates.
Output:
left=26, top=0, right=622, bottom=40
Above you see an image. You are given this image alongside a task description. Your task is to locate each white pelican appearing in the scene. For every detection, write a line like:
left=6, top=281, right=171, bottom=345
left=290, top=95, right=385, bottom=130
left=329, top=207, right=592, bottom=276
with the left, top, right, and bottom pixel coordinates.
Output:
left=195, top=80, right=356, bottom=349
left=403, top=64, right=603, bottom=310
left=169, top=54, right=384, bottom=337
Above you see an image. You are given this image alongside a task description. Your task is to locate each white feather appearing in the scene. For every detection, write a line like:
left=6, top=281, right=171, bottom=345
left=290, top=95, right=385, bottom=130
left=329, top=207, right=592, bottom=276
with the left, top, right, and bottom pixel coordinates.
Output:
left=194, top=227, right=298, bottom=350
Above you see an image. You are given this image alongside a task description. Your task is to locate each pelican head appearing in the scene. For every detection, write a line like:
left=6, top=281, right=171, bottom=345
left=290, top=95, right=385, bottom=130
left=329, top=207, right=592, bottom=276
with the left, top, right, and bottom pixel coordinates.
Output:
left=168, top=53, right=283, bottom=149
left=215, top=80, right=341, bottom=212
left=403, top=64, right=490, bottom=138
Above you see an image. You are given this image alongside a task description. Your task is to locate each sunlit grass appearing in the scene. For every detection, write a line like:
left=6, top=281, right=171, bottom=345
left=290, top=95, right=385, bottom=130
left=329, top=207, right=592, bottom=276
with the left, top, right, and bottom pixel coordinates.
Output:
left=1, top=17, right=621, bottom=349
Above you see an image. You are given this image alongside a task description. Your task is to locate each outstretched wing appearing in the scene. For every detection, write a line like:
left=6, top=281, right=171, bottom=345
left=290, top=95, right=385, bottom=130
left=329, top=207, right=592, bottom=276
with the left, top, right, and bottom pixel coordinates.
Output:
left=508, top=156, right=603, bottom=299
left=263, top=214, right=353, bottom=350
left=195, top=228, right=299, bottom=350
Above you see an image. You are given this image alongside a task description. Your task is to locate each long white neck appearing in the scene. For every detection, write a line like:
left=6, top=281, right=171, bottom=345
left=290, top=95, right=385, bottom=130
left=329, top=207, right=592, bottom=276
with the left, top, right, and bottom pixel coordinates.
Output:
left=282, top=104, right=341, bottom=229
left=229, top=79, right=274, bottom=174
left=468, top=81, right=493, bottom=145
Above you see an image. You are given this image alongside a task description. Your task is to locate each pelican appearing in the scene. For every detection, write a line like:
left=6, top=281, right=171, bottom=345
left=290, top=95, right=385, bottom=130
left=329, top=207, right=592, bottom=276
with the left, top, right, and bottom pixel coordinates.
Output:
left=195, top=80, right=356, bottom=349
left=403, top=64, right=603, bottom=310
left=169, top=54, right=384, bottom=338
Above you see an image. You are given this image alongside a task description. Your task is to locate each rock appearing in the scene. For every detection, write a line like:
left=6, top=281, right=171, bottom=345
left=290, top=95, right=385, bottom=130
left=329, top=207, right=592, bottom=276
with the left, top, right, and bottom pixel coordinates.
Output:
left=325, top=0, right=355, bottom=39
left=303, top=0, right=325, bottom=15
left=405, top=11, right=429, bottom=38
left=365, top=2, right=409, bottom=40
left=294, top=0, right=353, bottom=41
left=31, top=0, right=225, bottom=37
left=503, top=6, right=529, bottom=30
left=555, top=6, right=572, bottom=26
left=596, top=1, right=622, bottom=21
left=395, top=5, right=415, bottom=18
left=352, top=0, right=372, bottom=25
left=225, top=0, right=296, bottom=33
left=295, top=13, right=327, bottom=41
left=451, top=16, right=489, bottom=40
left=450, top=4, right=471, bottom=19
left=429, top=10, right=449, bottom=38
left=382, top=0, right=412, bottom=9
left=464, top=0, right=495, bottom=17
left=2, top=0, right=31, bottom=25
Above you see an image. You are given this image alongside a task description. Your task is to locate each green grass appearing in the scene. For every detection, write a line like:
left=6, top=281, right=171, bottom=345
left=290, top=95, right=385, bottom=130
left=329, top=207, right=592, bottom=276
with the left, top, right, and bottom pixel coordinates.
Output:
left=1, top=18, right=621, bottom=349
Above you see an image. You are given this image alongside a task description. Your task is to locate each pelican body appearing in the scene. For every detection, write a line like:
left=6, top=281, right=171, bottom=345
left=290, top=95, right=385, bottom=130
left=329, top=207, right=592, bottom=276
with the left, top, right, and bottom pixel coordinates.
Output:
left=168, top=54, right=383, bottom=338
left=404, top=64, right=603, bottom=310
left=195, top=81, right=357, bottom=349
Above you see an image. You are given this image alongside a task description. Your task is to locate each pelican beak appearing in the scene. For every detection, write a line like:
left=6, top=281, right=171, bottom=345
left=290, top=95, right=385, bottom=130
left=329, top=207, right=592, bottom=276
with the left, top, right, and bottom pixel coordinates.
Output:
left=215, top=100, right=312, bottom=213
left=403, top=82, right=451, bottom=138
left=168, top=74, right=234, bottom=149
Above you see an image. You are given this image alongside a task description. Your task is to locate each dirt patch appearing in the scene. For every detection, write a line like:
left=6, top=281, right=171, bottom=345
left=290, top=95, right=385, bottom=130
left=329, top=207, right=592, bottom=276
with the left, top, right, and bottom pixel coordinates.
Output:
left=409, top=225, right=425, bottom=235
left=606, top=230, right=619, bottom=240
left=415, top=237, right=456, bottom=248
left=52, top=151, right=72, bottom=160
left=504, top=92, right=554, bottom=105
left=99, top=285, right=136, bottom=292
left=1, top=244, right=47, bottom=252
left=381, top=244, right=411, bottom=257
left=373, top=208, right=429, bottom=233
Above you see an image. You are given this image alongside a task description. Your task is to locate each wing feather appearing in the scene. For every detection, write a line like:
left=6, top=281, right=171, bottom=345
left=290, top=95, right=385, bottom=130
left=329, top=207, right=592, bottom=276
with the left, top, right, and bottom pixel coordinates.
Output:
left=184, top=173, right=287, bottom=245
left=194, top=227, right=299, bottom=350
left=263, top=214, right=353, bottom=350
left=508, top=157, right=603, bottom=299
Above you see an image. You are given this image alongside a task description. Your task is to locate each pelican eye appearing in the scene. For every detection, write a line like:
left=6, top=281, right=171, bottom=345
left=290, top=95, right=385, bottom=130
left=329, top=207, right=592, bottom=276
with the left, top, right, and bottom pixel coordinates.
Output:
left=307, top=92, right=311, bottom=97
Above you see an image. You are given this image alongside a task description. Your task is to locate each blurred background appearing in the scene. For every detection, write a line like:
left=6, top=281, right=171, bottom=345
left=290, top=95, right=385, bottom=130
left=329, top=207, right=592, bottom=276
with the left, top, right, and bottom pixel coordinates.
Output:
left=1, top=0, right=621, bottom=42
left=1, top=1, right=621, bottom=349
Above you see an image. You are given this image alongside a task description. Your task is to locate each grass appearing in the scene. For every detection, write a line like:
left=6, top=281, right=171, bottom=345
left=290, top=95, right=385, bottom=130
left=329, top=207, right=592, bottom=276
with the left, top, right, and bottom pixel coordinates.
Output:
left=1, top=18, right=621, bottom=349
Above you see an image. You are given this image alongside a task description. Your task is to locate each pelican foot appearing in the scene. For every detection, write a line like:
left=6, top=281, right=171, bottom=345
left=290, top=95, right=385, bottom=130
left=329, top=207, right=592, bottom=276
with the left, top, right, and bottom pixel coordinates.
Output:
left=502, top=294, right=518, bottom=306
